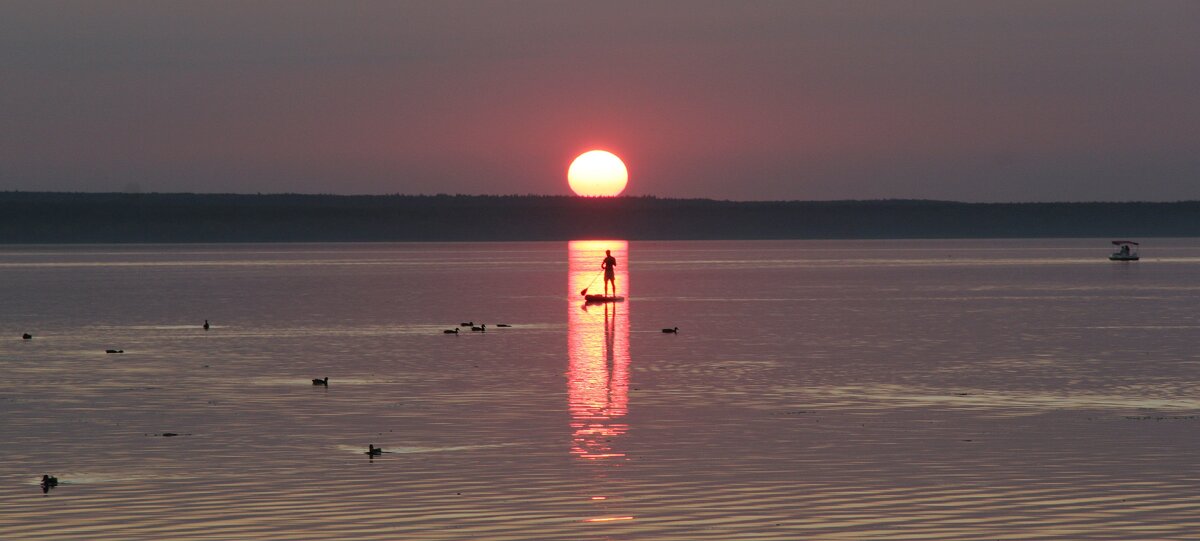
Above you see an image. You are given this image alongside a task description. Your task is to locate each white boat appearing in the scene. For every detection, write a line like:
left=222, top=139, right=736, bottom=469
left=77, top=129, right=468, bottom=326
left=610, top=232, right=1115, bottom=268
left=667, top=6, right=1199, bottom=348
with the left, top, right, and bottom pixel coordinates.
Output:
left=1109, top=240, right=1139, bottom=261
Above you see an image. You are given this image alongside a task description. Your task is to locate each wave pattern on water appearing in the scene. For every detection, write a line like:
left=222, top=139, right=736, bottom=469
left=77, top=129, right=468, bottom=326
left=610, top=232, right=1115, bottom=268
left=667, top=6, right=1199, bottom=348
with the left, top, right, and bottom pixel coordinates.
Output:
left=4, top=240, right=1200, bottom=539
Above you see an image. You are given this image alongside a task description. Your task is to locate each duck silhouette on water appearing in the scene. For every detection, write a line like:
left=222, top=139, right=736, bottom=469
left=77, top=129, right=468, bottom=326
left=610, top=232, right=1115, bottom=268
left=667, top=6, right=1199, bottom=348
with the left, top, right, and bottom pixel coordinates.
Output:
left=471, top=324, right=486, bottom=332
left=662, top=327, right=679, bottom=334
left=22, top=333, right=32, bottom=340
left=203, top=320, right=210, bottom=331
left=366, top=444, right=383, bottom=456
left=443, top=328, right=459, bottom=334
left=41, top=475, right=58, bottom=493
left=312, top=377, right=328, bottom=386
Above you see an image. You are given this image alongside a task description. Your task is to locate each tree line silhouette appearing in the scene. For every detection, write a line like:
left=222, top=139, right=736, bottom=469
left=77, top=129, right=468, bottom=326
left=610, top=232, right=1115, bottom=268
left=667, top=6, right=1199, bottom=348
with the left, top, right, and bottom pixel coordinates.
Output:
left=1, top=192, right=1197, bottom=242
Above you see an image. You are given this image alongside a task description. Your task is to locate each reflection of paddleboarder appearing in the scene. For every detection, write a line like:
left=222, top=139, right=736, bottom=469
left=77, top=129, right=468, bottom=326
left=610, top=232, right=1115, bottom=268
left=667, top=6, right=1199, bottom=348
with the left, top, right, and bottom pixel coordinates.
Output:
left=601, top=250, right=617, bottom=297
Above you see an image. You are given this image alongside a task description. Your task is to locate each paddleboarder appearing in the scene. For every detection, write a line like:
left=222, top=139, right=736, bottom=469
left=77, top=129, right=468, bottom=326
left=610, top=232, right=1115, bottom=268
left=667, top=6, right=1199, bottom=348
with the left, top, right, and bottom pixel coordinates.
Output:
left=601, top=250, right=617, bottom=297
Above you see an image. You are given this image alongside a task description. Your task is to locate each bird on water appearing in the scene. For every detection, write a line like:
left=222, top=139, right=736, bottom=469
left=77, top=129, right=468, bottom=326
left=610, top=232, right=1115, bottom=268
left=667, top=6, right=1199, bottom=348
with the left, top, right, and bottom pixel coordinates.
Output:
left=471, top=324, right=486, bottom=332
left=444, top=328, right=459, bottom=334
left=203, top=320, right=210, bottom=331
left=366, top=444, right=382, bottom=456
left=312, top=377, right=328, bottom=386
left=662, top=327, right=679, bottom=334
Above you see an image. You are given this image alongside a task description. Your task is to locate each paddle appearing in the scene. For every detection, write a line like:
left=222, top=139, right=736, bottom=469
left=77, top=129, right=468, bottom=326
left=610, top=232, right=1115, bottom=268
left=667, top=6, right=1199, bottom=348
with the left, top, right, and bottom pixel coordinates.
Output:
left=579, top=269, right=603, bottom=296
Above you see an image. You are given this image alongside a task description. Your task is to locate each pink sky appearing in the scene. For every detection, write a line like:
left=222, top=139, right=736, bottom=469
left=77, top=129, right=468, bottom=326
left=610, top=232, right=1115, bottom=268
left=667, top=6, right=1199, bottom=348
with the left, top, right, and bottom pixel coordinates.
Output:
left=1, top=1, right=1197, bottom=201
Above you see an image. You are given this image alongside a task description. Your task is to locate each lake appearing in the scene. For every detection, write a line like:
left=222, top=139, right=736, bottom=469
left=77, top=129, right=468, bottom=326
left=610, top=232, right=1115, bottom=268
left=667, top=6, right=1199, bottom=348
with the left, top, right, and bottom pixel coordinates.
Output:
left=2, top=239, right=1200, bottom=540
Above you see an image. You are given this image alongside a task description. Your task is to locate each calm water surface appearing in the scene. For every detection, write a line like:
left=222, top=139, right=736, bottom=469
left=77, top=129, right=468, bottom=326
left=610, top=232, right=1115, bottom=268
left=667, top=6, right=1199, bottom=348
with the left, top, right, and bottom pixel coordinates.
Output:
left=3, top=239, right=1200, bottom=540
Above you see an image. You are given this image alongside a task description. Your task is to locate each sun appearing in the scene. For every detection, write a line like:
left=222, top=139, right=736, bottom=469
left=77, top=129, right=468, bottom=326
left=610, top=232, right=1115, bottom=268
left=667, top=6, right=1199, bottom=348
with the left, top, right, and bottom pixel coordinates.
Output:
left=568, top=150, right=628, bottom=197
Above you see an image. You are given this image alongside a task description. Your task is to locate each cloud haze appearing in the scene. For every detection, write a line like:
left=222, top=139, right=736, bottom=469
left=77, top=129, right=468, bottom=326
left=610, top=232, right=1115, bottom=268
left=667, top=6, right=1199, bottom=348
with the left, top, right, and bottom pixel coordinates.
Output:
left=1, top=1, right=1197, bottom=201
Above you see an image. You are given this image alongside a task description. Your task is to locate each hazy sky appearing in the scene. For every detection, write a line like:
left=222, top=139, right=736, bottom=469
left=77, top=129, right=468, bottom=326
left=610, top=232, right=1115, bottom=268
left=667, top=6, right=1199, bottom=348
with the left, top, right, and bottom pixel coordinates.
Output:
left=2, top=1, right=1197, bottom=201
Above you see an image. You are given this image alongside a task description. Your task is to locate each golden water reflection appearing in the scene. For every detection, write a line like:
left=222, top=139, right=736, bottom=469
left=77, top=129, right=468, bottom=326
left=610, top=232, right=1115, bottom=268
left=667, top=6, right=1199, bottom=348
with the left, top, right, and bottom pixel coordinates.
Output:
left=567, top=240, right=630, bottom=462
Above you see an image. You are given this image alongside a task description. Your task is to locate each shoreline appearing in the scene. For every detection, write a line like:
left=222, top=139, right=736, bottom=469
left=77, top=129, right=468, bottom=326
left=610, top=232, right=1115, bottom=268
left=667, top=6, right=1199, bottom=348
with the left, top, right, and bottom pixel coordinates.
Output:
left=3, top=192, right=1199, bottom=243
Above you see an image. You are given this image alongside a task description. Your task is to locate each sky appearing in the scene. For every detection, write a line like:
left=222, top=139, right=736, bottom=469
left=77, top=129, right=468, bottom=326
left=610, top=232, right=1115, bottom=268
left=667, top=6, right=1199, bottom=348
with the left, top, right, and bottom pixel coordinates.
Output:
left=1, top=1, right=1198, bottom=202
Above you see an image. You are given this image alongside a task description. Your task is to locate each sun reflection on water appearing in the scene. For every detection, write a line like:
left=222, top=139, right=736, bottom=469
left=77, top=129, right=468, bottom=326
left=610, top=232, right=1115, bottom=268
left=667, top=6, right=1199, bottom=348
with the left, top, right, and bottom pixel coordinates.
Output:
left=567, top=240, right=630, bottom=462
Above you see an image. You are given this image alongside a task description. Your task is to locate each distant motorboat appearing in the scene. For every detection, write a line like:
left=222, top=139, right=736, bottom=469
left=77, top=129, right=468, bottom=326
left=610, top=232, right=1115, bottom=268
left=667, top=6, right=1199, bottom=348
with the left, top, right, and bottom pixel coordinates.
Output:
left=1109, top=240, right=1140, bottom=261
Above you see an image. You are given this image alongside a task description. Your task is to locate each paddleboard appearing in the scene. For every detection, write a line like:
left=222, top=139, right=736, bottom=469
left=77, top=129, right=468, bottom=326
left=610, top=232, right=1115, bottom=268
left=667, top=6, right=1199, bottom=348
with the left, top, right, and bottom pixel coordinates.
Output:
left=584, top=295, right=625, bottom=303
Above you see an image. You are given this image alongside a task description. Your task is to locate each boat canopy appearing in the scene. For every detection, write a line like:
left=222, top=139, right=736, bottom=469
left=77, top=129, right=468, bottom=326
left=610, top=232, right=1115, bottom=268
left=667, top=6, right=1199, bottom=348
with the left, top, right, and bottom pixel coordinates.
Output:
left=1111, top=240, right=1140, bottom=246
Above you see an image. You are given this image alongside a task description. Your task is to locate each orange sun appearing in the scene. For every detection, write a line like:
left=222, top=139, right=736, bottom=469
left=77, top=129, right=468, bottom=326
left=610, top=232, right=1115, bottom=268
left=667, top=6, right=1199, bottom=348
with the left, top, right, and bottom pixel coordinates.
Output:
left=568, top=150, right=628, bottom=197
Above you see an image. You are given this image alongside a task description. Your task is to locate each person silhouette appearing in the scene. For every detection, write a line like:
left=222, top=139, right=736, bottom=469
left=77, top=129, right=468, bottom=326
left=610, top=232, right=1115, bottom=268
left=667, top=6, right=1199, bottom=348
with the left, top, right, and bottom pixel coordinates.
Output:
left=601, top=250, right=617, bottom=297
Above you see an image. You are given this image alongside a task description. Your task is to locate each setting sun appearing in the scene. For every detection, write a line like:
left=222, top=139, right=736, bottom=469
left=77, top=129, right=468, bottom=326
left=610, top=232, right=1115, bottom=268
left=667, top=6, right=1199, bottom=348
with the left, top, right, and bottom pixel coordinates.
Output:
left=568, top=150, right=628, bottom=197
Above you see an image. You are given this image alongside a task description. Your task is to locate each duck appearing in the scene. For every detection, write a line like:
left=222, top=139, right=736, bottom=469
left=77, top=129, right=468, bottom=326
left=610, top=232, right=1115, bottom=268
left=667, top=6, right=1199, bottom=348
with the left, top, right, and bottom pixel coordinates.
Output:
left=312, top=377, right=328, bottom=386
left=662, top=327, right=679, bottom=334
left=496, top=324, right=511, bottom=328
left=459, top=321, right=474, bottom=327
left=22, top=333, right=32, bottom=340
left=41, top=475, right=58, bottom=488
left=105, top=349, right=124, bottom=353
left=471, top=324, right=486, bottom=332
left=203, top=319, right=210, bottom=331
left=366, top=444, right=382, bottom=456
left=443, top=328, right=459, bottom=334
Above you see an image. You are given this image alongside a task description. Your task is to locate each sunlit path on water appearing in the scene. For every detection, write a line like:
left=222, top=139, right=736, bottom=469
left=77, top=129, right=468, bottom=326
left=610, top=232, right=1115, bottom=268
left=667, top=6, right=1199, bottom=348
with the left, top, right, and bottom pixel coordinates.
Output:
left=3, top=239, right=1200, bottom=539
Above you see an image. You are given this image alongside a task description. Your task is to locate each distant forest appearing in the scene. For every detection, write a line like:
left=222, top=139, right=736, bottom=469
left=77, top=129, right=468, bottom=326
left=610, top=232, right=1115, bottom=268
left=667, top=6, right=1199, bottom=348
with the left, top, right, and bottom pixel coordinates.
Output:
left=1, top=192, right=1198, bottom=243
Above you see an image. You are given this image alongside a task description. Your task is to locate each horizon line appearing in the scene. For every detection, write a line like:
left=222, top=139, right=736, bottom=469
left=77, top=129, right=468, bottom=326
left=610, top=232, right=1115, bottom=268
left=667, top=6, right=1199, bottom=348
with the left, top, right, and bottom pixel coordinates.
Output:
left=2, top=190, right=1197, bottom=206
